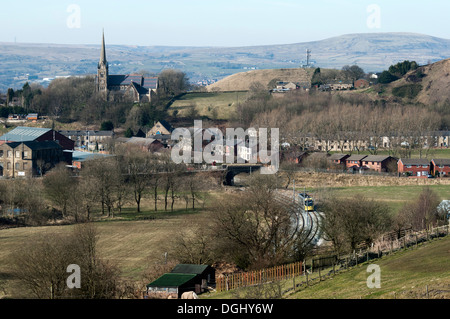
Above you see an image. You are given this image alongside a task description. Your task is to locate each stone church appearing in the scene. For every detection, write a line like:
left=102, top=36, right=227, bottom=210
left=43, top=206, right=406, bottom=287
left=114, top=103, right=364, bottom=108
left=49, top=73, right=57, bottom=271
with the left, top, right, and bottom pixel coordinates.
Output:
left=96, top=31, right=158, bottom=102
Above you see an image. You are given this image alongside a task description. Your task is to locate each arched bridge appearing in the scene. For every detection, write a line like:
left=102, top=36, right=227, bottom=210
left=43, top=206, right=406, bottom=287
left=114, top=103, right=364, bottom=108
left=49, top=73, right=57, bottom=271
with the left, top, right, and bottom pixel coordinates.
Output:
left=222, top=163, right=263, bottom=186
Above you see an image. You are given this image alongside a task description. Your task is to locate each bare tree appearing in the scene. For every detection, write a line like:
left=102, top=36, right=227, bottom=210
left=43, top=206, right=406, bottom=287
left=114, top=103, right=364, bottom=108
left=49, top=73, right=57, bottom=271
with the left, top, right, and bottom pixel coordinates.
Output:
left=43, top=164, right=76, bottom=219
left=11, top=223, right=122, bottom=299
left=212, top=174, right=298, bottom=269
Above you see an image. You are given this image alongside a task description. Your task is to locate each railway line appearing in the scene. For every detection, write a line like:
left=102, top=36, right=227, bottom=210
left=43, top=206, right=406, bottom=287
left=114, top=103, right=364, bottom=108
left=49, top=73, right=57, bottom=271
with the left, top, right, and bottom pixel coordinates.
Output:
left=275, top=189, right=323, bottom=247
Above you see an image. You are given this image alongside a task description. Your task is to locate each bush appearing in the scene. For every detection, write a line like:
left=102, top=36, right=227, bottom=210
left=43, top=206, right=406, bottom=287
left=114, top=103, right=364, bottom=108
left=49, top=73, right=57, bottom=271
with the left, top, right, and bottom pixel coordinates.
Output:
left=392, top=84, right=422, bottom=99
left=100, top=120, right=114, bottom=131
left=378, top=70, right=399, bottom=84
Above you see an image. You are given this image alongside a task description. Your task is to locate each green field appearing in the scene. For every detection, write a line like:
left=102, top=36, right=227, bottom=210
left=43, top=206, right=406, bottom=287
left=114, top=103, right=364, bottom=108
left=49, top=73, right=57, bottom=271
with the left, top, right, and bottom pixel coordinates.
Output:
left=0, top=195, right=213, bottom=298
left=288, top=236, right=450, bottom=299
left=202, top=235, right=450, bottom=299
left=1, top=182, right=448, bottom=299
left=169, top=91, right=248, bottom=120
left=311, top=184, right=450, bottom=214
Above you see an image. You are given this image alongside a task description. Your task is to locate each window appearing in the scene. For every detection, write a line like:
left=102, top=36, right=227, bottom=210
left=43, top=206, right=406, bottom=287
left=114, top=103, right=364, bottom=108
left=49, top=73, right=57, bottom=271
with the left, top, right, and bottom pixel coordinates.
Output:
left=7, top=151, right=12, bottom=158
left=15, top=162, right=20, bottom=170
left=7, top=162, right=11, bottom=170
left=0, top=150, right=3, bottom=158
left=15, top=151, right=20, bottom=158
left=23, top=162, right=28, bottom=170
left=24, top=151, right=29, bottom=158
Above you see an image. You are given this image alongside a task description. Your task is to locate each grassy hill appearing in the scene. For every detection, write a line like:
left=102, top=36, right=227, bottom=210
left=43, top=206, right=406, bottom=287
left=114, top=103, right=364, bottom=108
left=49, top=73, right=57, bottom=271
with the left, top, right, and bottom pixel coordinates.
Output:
left=386, top=58, right=450, bottom=105
left=169, top=91, right=248, bottom=120
left=287, top=235, right=450, bottom=299
left=203, top=235, right=450, bottom=299
left=206, top=68, right=314, bottom=92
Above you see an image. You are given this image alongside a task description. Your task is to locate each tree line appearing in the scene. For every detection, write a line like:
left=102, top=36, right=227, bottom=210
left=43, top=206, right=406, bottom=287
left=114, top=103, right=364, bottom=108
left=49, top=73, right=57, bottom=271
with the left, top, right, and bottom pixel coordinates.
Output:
left=0, top=69, right=190, bottom=131
left=0, top=145, right=217, bottom=227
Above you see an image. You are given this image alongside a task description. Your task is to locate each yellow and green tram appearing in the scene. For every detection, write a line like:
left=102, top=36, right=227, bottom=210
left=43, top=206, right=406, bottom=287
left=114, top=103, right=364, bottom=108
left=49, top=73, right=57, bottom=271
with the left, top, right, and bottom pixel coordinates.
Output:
left=298, top=193, right=314, bottom=212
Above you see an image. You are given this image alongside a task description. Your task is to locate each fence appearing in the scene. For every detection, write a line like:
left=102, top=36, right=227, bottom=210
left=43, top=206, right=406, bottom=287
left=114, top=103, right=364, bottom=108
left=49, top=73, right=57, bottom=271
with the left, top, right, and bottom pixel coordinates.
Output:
left=216, top=261, right=303, bottom=292
left=215, top=223, right=449, bottom=295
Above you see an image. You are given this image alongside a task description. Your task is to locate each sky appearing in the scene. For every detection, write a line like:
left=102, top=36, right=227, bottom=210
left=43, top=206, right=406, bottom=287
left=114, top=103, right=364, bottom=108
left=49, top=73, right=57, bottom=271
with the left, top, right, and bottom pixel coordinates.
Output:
left=1, top=0, right=449, bottom=47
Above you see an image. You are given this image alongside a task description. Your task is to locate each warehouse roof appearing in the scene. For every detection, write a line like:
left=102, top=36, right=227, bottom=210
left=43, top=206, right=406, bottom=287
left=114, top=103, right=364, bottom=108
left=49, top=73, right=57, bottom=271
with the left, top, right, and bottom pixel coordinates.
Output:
left=0, top=126, right=51, bottom=142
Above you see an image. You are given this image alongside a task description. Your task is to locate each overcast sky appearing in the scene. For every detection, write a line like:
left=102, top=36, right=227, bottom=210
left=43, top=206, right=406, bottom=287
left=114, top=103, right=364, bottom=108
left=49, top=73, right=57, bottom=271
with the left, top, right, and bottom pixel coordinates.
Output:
left=1, top=0, right=449, bottom=47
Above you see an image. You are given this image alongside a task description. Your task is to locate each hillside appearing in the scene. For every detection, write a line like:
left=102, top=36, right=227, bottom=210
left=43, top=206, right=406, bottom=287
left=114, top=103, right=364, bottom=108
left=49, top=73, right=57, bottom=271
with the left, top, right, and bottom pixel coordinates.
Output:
left=387, top=58, right=450, bottom=105
left=288, top=235, right=450, bottom=299
left=2, top=32, right=450, bottom=91
left=206, top=68, right=314, bottom=91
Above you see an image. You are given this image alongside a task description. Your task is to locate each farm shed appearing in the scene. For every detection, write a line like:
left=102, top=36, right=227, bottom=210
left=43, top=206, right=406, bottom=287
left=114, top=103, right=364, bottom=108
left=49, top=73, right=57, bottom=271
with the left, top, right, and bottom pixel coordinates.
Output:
left=146, top=273, right=198, bottom=299
left=170, top=264, right=216, bottom=288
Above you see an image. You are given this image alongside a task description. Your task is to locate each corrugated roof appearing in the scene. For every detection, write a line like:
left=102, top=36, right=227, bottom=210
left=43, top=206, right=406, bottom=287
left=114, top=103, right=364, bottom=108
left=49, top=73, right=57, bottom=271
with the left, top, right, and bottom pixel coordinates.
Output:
left=0, top=126, right=51, bottom=142
left=146, top=273, right=196, bottom=288
left=170, top=264, right=210, bottom=275
left=72, top=151, right=112, bottom=162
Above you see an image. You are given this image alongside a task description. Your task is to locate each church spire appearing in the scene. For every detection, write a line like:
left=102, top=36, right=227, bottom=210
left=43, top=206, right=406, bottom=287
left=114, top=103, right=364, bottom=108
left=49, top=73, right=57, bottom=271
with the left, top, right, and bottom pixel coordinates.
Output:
left=99, top=29, right=107, bottom=67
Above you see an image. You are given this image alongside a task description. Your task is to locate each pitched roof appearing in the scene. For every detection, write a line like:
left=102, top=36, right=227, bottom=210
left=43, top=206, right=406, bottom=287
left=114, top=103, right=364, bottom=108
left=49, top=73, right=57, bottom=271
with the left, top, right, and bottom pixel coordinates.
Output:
left=346, top=155, right=367, bottom=161
left=59, top=130, right=114, bottom=137
left=399, top=158, right=430, bottom=166
left=0, top=126, right=51, bottom=142
left=329, top=153, right=349, bottom=160
left=432, top=159, right=450, bottom=166
left=146, top=273, right=197, bottom=288
left=170, top=264, right=210, bottom=275
left=108, top=75, right=158, bottom=90
left=142, top=77, right=158, bottom=90
left=126, top=137, right=161, bottom=146
left=363, top=155, right=395, bottom=162
left=72, top=151, right=113, bottom=162
left=157, top=120, right=173, bottom=132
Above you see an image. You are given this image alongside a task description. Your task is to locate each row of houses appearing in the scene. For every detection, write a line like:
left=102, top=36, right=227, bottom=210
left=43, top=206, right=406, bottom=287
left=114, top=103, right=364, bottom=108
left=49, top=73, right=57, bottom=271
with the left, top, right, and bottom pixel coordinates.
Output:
left=292, top=130, right=450, bottom=152
left=329, top=153, right=450, bottom=177
left=0, top=120, right=262, bottom=177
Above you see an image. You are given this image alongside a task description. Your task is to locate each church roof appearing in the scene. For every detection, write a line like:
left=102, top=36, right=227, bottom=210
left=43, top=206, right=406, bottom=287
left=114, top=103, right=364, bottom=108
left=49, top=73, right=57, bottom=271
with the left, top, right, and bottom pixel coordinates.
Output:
left=108, top=75, right=158, bottom=90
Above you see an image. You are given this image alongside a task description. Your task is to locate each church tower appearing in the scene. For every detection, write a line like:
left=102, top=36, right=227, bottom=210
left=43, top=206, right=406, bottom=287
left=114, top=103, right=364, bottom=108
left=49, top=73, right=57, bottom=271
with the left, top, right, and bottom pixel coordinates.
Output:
left=97, top=30, right=109, bottom=95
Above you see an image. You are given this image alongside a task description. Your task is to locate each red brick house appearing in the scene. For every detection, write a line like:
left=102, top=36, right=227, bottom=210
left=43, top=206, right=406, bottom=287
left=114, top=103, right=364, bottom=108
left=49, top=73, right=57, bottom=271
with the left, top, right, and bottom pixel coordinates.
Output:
left=354, top=79, right=370, bottom=89
left=398, top=158, right=431, bottom=177
left=329, top=153, right=350, bottom=165
left=362, top=155, right=398, bottom=172
left=345, top=155, right=367, bottom=169
left=431, top=159, right=450, bottom=177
